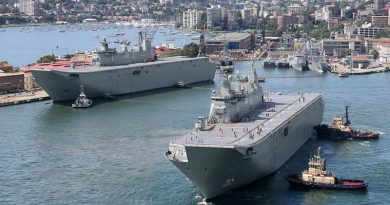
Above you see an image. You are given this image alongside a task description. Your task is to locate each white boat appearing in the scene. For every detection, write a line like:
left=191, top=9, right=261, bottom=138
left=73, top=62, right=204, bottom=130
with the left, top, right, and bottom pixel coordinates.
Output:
left=72, top=85, right=92, bottom=108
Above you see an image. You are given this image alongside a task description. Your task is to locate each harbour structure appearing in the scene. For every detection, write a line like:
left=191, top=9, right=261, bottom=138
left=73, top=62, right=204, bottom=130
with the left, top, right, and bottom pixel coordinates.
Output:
left=165, top=62, right=324, bottom=199
left=30, top=32, right=216, bottom=102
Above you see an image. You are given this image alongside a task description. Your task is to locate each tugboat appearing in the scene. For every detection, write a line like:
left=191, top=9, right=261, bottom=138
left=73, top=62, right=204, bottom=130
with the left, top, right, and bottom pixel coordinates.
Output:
left=285, top=147, right=368, bottom=190
left=263, top=57, right=276, bottom=68
left=315, top=106, right=380, bottom=140
left=72, top=85, right=92, bottom=108
left=276, top=56, right=290, bottom=69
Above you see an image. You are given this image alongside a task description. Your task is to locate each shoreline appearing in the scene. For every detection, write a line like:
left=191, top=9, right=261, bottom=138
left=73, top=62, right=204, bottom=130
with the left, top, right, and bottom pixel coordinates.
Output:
left=0, top=90, right=50, bottom=107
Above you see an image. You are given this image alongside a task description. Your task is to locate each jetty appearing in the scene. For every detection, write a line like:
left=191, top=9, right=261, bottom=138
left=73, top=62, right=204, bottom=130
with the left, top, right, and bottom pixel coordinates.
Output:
left=331, top=63, right=390, bottom=75
left=0, top=90, right=50, bottom=107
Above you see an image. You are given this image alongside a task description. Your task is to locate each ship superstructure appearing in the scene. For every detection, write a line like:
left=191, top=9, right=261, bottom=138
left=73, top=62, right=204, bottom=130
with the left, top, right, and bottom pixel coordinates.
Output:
left=165, top=62, right=324, bottom=199
left=31, top=32, right=216, bottom=102
left=306, top=40, right=328, bottom=73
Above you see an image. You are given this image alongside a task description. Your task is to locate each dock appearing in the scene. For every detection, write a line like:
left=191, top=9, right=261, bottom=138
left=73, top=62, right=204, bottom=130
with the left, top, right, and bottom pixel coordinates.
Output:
left=0, top=90, right=50, bottom=107
left=331, top=63, right=390, bottom=75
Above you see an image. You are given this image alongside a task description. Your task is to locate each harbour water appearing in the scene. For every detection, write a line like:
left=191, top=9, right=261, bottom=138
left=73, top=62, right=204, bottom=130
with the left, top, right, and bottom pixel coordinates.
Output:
left=1, top=27, right=390, bottom=204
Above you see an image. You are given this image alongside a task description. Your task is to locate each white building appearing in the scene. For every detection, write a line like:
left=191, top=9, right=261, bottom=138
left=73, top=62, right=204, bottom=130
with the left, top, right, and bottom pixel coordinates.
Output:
left=315, top=6, right=331, bottom=21
left=372, top=38, right=390, bottom=63
left=287, top=4, right=303, bottom=15
left=17, top=0, right=38, bottom=16
left=182, top=9, right=203, bottom=29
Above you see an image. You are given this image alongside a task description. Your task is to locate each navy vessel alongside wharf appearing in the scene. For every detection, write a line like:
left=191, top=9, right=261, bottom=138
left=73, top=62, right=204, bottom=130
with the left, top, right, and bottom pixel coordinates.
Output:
left=31, top=32, right=216, bottom=102
left=165, top=62, right=324, bottom=199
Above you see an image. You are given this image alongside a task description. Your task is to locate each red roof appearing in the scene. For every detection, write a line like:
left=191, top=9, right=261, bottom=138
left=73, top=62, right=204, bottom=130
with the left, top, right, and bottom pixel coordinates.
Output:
left=23, top=60, right=90, bottom=71
left=352, top=56, right=369, bottom=61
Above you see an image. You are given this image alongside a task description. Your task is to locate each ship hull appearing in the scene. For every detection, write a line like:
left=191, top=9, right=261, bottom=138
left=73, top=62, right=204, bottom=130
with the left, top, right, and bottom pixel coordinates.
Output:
left=263, top=61, right=276, bottom=68
left=291, top=63, right=309, bottom=71
left=285, top=175, right=368, bottom=190
left=277, top=62, right=290, bottom=69
left=308, top=61, right=328, bottom=73
left=168, top=95, right=324, bottom=199
left=31, top=57, right=216, bottom=101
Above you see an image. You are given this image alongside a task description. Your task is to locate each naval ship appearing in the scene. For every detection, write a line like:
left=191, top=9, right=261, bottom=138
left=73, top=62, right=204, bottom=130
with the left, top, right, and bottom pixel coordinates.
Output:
left=31, top=32, right=216, bottom=102
left=306, top=40, right=328, bottom=73
left=288, top=52, right=308, bottom=71
left=165, top=62, right=324, bottom=199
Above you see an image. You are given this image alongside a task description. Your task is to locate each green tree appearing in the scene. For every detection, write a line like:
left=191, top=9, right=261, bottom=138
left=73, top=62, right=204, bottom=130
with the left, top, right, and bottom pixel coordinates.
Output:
left=181, top=43, right=199, bottom=57
left=371, top=49, right=379, bottom=59
left=37, top=55, right=57, bottom=63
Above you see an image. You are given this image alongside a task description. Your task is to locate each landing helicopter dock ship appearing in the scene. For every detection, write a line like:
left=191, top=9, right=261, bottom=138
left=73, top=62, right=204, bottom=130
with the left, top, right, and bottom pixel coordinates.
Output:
left=165, top=62, right=324, bottom=199
left=30, top=32, right=216, bottom=102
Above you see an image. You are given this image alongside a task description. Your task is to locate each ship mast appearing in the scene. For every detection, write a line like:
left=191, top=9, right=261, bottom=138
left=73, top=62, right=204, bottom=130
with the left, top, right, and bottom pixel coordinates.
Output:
left=345, top=106, right=351, bottom=125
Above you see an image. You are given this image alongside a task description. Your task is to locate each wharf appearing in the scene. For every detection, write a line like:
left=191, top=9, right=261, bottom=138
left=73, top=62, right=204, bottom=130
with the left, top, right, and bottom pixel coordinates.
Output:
left=0, top=90, right=50, bottom=107
left=331, top=63, right=390, bottom=75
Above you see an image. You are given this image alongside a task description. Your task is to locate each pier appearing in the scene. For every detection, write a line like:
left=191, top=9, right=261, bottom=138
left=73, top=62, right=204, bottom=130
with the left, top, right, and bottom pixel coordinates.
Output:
left=331, top=63, right=390, bottom=75
left=0, top=90, right=50, bottom=107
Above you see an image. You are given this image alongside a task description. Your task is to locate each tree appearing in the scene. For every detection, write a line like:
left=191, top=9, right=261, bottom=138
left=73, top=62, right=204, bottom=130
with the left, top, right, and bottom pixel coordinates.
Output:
left=37, top=55, right=57, bottom=63
left=371, top=49, right=379, bottom=59
left=181, top=43, right=199, bottom=57
left=310, top=28, right=331, bottom=39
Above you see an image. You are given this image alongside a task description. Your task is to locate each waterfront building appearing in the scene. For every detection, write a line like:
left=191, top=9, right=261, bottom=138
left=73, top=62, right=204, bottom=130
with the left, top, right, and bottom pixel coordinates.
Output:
left=351, top=56, right=370, bottom=68
left=207, top=5, right=222, bottom=30
left=0, top=73, right=24, bottom=94
left=371, top=38, right=390, bottom=63
left=182, top=9, right=203, bottom=29
left=204, top=32, right=255, bottom=54
left=322, top=38, right=366, bottom=56
left=371, top=15, right=388, bottom=27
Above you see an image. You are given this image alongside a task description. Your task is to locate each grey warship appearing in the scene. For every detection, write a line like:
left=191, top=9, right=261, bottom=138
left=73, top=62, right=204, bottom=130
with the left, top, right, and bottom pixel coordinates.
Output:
left=165, top=62, right=324, bottom=199
left=31, top=32, right=216, bottom=101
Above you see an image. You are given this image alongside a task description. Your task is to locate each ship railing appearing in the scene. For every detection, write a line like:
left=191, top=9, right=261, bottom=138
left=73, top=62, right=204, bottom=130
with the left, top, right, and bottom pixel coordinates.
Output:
left=229, top=94, right=322, bottom=147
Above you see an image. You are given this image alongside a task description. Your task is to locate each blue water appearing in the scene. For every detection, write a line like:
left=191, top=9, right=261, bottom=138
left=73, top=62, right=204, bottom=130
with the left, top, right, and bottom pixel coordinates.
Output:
left=1, top=27, right=390, bottom=204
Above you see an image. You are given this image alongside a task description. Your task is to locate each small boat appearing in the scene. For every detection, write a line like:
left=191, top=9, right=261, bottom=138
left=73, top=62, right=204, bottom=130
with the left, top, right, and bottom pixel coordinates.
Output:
left=257, top=77, right=266, bottom=82
left=338, top=72, right=349, bottom=77
left=72, top=85, right=92, bottom=108
left=285, top=147, right=368, bottom=190
left=315, top=106, right=380, bottom=140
